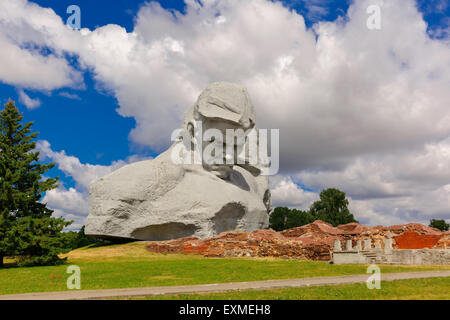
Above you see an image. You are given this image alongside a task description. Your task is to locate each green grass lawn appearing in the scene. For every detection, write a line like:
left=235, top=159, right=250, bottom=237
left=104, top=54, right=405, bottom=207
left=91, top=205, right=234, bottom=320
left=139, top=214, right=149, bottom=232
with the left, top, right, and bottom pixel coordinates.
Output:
left=1, top=242, right=449, bottom=295
left=142, top=277, right=450, bottom=300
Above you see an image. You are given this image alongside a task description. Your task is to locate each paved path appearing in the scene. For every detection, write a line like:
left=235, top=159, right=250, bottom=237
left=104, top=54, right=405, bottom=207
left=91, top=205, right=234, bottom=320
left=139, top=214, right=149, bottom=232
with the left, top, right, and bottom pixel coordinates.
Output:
left=1, top=270, right=449, bottom=300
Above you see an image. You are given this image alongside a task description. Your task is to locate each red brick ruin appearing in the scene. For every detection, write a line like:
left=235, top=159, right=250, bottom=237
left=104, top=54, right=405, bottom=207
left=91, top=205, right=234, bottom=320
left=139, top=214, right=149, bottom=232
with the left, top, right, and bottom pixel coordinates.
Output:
left=146, top=220, right=449, bottom=261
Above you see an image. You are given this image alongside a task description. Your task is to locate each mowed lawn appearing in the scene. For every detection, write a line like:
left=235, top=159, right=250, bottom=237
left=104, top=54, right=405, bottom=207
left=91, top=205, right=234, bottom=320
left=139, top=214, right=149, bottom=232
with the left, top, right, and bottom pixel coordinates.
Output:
left=143, top=277, right=450, bottom=300
left=1, top=242, right=449, bottom=295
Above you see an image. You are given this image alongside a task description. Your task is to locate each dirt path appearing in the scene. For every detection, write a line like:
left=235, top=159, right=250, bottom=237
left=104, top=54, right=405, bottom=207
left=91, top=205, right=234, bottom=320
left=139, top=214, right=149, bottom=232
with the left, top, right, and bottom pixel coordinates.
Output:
left=1, top=270, right=449, bottom=300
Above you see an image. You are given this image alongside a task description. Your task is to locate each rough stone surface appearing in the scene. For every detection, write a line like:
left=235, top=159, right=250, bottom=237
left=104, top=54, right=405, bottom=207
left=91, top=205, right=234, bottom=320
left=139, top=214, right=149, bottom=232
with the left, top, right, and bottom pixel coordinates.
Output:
left=333, top=248, right=450, bottom=265
left=146, top=228, right=331, bottom=261
left=431, top=233, right=450, bottom=249
left=145, top=220, right=449, bottom=261
left=394, top=231, right=443, bottom=249
left=85, top=82, right=270, bottom=240
left=352, top=223, right=445, bottom=249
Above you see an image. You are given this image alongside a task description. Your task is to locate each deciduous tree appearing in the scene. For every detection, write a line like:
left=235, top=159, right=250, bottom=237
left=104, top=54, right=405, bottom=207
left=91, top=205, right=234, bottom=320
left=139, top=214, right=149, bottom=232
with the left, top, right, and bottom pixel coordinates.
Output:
left=309, top=188, right=357, bottom=227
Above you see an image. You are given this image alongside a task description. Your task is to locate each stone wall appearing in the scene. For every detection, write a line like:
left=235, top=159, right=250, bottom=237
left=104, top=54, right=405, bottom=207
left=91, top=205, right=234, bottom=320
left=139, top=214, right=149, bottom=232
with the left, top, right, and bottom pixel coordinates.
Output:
left=145, top=220, right=449, bottom=262
left=394, top=231, right=444, bottom=249
left=333, top=237, right=450, bottom=265
left=146, top=229, right=331, bottom=261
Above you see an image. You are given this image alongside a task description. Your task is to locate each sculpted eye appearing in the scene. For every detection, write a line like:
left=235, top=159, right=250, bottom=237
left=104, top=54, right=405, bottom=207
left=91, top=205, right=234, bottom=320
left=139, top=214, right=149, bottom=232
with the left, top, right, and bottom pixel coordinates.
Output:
left=209, top=136, right=215, bottom=143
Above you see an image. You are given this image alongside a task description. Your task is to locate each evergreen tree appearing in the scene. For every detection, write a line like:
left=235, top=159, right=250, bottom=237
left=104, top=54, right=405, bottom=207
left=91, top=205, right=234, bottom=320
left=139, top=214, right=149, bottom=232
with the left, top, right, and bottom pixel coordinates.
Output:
left=61, top=226, right=107, bottom=251
left=0, top=100, right=71, bottom=267
left=75, top=225, right=103, bottom=248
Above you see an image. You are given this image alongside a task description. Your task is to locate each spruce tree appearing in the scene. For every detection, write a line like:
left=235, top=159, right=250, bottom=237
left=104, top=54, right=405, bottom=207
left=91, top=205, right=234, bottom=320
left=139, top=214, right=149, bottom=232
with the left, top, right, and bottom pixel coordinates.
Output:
left=0, top=100, right=71, bottom=267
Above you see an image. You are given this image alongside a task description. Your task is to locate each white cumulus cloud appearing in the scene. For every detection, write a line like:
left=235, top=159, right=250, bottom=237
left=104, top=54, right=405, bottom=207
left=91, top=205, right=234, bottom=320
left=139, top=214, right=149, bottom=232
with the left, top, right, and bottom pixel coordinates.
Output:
left=1, top=0, right=449, bottom=226
left=18, top=89, right=41, bottom=109
left=37, top=140, right=151, bottom=229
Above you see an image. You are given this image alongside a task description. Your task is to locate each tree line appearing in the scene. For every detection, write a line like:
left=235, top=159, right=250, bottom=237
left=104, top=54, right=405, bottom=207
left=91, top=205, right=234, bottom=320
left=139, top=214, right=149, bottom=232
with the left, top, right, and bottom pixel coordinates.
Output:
left=269, top=188, right=358, bottom=231
left=269, top=189, right=450, bottom=232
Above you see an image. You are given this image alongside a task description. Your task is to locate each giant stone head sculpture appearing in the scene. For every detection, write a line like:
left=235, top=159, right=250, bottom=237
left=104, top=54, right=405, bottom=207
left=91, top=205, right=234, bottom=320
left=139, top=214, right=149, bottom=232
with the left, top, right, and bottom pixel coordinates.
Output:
left=85, top=82, right=271, bottom=241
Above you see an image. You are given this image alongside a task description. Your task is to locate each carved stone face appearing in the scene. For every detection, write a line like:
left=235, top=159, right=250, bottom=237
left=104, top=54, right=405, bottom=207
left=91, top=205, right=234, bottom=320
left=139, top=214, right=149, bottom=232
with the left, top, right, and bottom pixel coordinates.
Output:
left=182, top=82, right=257, bottom=180
left=199, top=117, right=248, bottom=180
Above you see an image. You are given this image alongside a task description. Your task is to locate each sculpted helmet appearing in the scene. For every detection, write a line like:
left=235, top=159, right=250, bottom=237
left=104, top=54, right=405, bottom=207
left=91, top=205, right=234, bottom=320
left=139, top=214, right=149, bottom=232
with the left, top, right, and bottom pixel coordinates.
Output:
left=184, top=82, right=255, bottom=129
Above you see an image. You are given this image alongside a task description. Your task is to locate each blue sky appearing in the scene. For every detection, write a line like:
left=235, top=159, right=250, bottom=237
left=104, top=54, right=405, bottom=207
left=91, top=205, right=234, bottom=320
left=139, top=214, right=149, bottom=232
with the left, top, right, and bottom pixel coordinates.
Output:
left=1, top=0, right=449, bottom=228
left=2, top=0, right=445, bottom=189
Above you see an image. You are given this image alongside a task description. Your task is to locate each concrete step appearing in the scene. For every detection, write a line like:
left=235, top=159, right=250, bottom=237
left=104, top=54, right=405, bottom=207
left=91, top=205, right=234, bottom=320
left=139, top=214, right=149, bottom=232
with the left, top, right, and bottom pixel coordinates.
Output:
left=362, top=253, right=377, bottom=257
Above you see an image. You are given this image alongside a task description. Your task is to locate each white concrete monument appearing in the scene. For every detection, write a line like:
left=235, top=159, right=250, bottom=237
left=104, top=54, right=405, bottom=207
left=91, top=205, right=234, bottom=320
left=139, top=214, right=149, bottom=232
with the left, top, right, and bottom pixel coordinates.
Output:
left=85, top=82, right=271, bottom=240
left=384, top=238, right=393, bottom=253
left=346, top=239, right=353, bottom=251
left=355, top=239, right=362, bottom=251
left=333, top=239, right=342, bottom=252
left=364, top=238, right=372, bottom=250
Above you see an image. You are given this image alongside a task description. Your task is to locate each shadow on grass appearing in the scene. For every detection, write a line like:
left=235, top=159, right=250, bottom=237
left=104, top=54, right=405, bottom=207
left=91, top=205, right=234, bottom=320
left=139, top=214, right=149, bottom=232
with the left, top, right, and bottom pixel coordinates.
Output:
left=72, top=234, right=136, bottom=251
left=84, top=237, right=135, bottom=249
left=1, top=261, right=18, bottom=269
left=0, top=256, right=70, bottom=269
